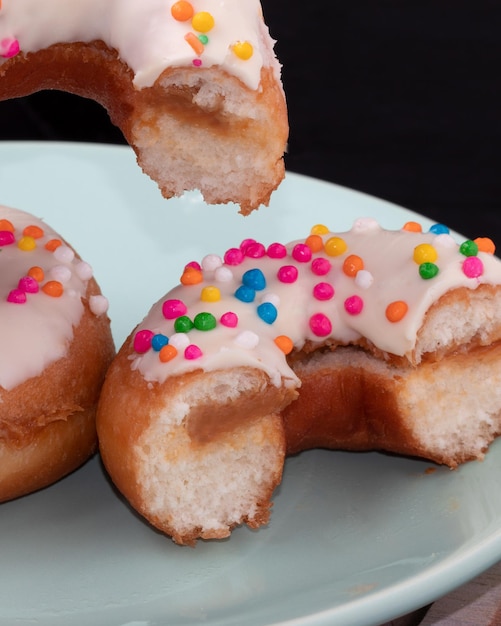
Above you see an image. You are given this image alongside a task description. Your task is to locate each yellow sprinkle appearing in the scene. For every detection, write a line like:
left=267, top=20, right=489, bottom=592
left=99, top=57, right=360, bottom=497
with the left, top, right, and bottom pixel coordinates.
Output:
left=192, top=11, right=214, bottom=33
left=310, top=224, right=329, bottom=235
left=201, top=286, right=221, bottom=302
left=413, top=243, right=437, bottom=264
left=18, top=235, right=36, bottom=251
left=324, top=236, right=347, bottom=257
left=232, top=41, right=253, bottom=60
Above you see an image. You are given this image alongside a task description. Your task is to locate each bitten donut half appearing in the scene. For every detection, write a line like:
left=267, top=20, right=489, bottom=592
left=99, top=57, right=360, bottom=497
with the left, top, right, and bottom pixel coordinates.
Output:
left=0, top=0, right=288, bottom=214
left=0, top=205, right=115, bottom=503
left=97, top=218, right=501, bottom=545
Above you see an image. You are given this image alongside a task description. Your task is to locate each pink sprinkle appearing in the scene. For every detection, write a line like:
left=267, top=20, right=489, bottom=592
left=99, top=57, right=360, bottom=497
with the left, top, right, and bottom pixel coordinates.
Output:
left=245, top=242, right=266, bottom=258
left=224, top=247, right=244, bottom=266
left=192, top=58, right=202, bottom=67
left=292, top=243, right=312, bottom=263
left=18, top=275, right=39, bottom=294
left=0, top=230, right=15, bottom=246
left=1, top=38, right=20, bottom=59
left=344, top=295, right=364, bottom=315
left=277, top=265, right=298, bottom=283
left=309, top=313, right=332, bottom=337
left=7, top=289, right=27, bottom=304
left=311, top=258, right=331, bottom=276
left=133, top=329, right=154, bottom=353
left=185, top=344, right=203, bottom=360
left=313, top=282, right=335, bottom=300
left=185, top=261, right=201, bottom=271
left=220, top=311, right=238, bottom=327
left=462, top=256, right=484, bottom=278
left=162, top=298, right=187, bottom=319
left=240, top=238, right=256, bottom=252
left=267, top=242, right=287, bottom=259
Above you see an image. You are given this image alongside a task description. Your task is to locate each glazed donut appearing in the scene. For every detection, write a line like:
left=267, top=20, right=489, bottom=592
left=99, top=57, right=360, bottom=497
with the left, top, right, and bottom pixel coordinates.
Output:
left=96, top=218, right=501, bottom=545
left=0, top=0, right=288, bottom=214
left=0, top=205, right=115, bottom=503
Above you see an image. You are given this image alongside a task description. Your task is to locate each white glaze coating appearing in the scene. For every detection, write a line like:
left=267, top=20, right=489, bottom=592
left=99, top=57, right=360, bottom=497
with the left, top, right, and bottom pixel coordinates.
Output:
left=0, top=0, right=279, bottom=90
left=0, top=205, right=108, bottom=391
left=130, top=219, right=501, bottom=388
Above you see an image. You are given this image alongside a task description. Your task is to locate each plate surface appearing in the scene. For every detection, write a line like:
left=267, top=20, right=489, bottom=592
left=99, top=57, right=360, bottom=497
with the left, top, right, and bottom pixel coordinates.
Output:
left=1, top=142, right=501, bottom=626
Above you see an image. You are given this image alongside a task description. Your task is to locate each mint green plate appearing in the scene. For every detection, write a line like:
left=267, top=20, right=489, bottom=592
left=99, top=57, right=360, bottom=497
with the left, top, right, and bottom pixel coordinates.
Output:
left=1, top=142, right=501, bottom=626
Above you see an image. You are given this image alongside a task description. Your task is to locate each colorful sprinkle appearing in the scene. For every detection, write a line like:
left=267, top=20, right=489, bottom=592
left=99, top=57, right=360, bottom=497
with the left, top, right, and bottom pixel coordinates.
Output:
left=462, top=256, right=484, bottom=278
left=7, top=289, right=26, bottom=304
left=18, top=275, right=39, bottom=293
left=0, top=219, right=14, bottom=232
left=0, top=230, right=15, bottom=246
left=232, top=41, right=253, bottom=60
left=134, top=329, right=154, bottom=353
left=309, top=313, right=332, bottom=337
left=53, top=245, right=75, bottom=263
left=160, top=344, right=178, bottom=362
left=185, top=32, right=204, bottom=55
left=474, top=237, right=495, bottom=255
left=386, top=300, right=408, bottom=322
left=162, top=299, right=187, bottom=319
left=355, top=269, right=374, bottom=289
left=419, top=262, right=439, bottom=279
left=0, top=37, right=19, bottom=59
left=28, top=266, right=44, bottom=282
left=267, top=242, right=287, bottom=259
left=324, top=236, right=347, bottom=257
left=459, top=240, right=479, bottom=257
left=224, top=247, right=244, bottom=266
left=18, top=235, right=36, bottom=251
left=413, top=243, right=437, bottom=264
left=277, top=265, right=298, bottom=283
left=192, top=11, right=214, bottom=33
left=310, top=224, right=329, bottom=235
left=23, top=224, right=44, bottom=239
left=429, top=223, right=449, bottom=235
left=201, top=254, right=222, bottom=272
left=311, top=257, right=331, bottom=276
left=242, top=268, right=266, bottom=291
left=185, top=344, right=203, bottom=360
left=304, top=234, right=324, bottom=253
left=180, top=266, right=203, bottom=285
left=194, top=312, right=217, bottom=331
left=45, top=238, right=62, bottom=252
left=42, top=281, right=63, bottom=297
left=169, top=333, right=190, bottom=351
left=220, top=311, right=238, bottom=327
left=174, top=315, right=195, bottom=333
left=313, top=282, right=334, bottom=301
left=402, top=221, right=422, bottom=232
left=342, top=254, right=364, bottom=277
left=215, top=266, right=233, bottom=282
left=274, top=335, right=293, bottom=355
left=257, top=302, right=277, bottom=324
left=234, top=330, right=259, bottom=349
left=344, top=295, right=364, bottom=315
left=151, top=334, right=169, bottom=352
left=201, top=286, right=221, bottom=302
left=244, top=242, right=266, bottom=258
left=235, top=285, right=255, bottom=302
left=171, top=0, right=194, bottom=21
left=292, top=243, right=312, bottom=263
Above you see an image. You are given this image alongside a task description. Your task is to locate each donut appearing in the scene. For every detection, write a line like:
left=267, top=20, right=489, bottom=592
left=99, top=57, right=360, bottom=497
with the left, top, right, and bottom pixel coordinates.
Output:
left=0, top=0, right=288, bottom=214
left=96, top=218, right=501, bottom=545
left=0, top=205, right=115, bottom=503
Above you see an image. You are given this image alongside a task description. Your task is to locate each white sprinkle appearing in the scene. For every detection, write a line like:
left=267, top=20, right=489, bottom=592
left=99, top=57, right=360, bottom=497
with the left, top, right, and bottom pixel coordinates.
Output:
left=169, top=333, right=190, bottom=350
left=49, top=265, right=72, bottom=284
left=53, top=244, right=75, bottom=263
left=352, top=217, right=380, bottom=232
left=234, top=330, right=259, bottom=349
left=215, top=266, right=233, bottom=282
left=201, top=254, right=223, bottom=272
left=261, top=292, right=280, bottom=307
left=355, top=269, right=374, bottom=289
left=89, top=294, right=109, bottom=316
left=76, top=261, right=93, bottom=280
left=434, top=233, right=457, bottom=248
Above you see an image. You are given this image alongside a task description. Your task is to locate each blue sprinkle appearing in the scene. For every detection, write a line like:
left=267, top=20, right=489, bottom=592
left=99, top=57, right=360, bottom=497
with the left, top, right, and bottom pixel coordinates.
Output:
left=242, top=268, right=266, bottom=291
left=235, top=285, right=256, bottom=302
left=429, top=223, right=449, bottom=235
left=257, top=302, right=278, bottom=324
left=151, top=333, right=169, bottom=351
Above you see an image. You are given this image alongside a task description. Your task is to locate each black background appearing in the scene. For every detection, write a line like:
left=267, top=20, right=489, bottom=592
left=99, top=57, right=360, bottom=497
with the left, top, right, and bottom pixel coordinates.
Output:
left=1, top=1, right=500, bottom=243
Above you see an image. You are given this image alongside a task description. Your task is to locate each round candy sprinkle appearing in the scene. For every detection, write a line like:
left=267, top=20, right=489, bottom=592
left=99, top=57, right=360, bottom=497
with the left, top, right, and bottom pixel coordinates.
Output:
left=429, top=223, right=449, bottom=235
left=0, top=37, right=19, bottom=59
left=76, top=261, right=93, bottom=280
left=174, top=315, right=194, bottom=333
left=162, top=299, right=187, bottom=319
left=344, top=295, right=364, bottom=315
left=419, top=262, right=439, bottom=279
left=244, top=242, right=266, bottom=258
left=434, top=233, right=456, bottom=248
left=45, top=238, right=62, bottom=251
left=160, top=344, right=178, bottom=363
left=402, top=221, right=422, bottom=232
left=313, top=282, right=334, bottom=301
left=171, top=0, right=194, bottom=21
left=324, top=236, right=347, bottom=257
left=462, top=256, right=484, bottom=278
left=242, top=268, right=266, bottom=291
left=180, top=266, right=203, bottom=285
left=257, top=302, right=277, bottom=324
left=192, top=11, right=214, bottom=33
left=18, top=235, right=36, bottom=251
left=310, top=224, right=329, bottom=235
left=151, top=334, right=169, bottom=351
left=0, top=230, right=15, bottom=246
left=240, top=238, right=256, bottom=252
left=54, top=245, right=74, bottom=263
left=201, top=254, right=223, bottom=272
left=192, top=58, right=202, bottom=67
left=474, top=237, right=495, bottom=254
left=215, top=266, right=233, bottom=282
left=342, top=254, right=364, bottom=277
left=0, top=219, right=14, bottom=232
left=232, top=41, right=253, bottom=60
left=50, top=265, right=72, bottom=284
left=235, top=285, right=255, bottom=302
left=224, top=247, right=244, bottom=265
left=292, top=243, right=312, bottom=263
left=304, top=234, right=324, bottom=253
left=18, top=275, right=39, bottom=293
left=198, top=34, right=209, bottom=45
left=28, top=266, right=44, bottom=282
left=311, top=257, right=331, bottom=276
left=194, top=312, right=217, bottom=331
left=7, top=289, right=26, bottom=304
left=352, top=217, right=379, bottom=232
left=277, top=265, right=298, bottom=283
left=186, top=261, right=202, bottom=270
left=42, top=281, right=63, bottom=297
left=133, top=329, right=154, bottom=353
left=89, top=295, right=109, bottom=316
left=234, top=330, right=259, bottom=349
left=220, top=311, right=238, bottom=327
left=309, top=313, right=332, bottom=337
left=413, top=243, right=437, bottom=264
left=459, top=239, right=479, bottom=257
left=274, top=335, right=294, bottom=355
left=201, top=286, right=221, bottom=302
left=261, top=292, right=280, bottom=307
left=267, top=242, right=287, bottom=258
left=169, top=333, right=190, bottom=351
left=355, top=269, right=374, bottom=289
left=386, top=300, right=408, bottom=323
left=23, top=224, right=44, bottom=239
left=185, top=344, right=203, bottom=360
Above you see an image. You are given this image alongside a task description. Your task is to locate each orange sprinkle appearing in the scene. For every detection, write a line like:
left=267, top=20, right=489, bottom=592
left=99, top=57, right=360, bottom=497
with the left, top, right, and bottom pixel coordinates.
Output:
left=304, top=234, right=324, bottom=253
left=402, top=221, right=422, bottom=232
left=274, top=335, right=294, bottom=355
left=180, top=266, right=203, bottom=285
left=343, top=254, right=364, bottom=277
left=386, top=300, right=408, bottom=323
left=171, top=0, right=194, bottom=21
left=474, top=237, right=495, bottom=255
left=23, top=224, right=44, bottom=239
left=0, top=218, right=14, bottom=232
left=42, top=281, right=63, bottom=297
left=159, top=344, right=178, bottom=363
left=28, top=266, right=44, bottom=282
left=45, top=238, right=62, bottom=251
left=184, top=32, right=204, bottom=56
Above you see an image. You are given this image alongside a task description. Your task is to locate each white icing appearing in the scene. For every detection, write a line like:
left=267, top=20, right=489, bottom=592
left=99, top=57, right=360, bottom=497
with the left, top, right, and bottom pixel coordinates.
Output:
left=131, top=221, right=501, bottom=389
left=0, top=205, right=106, bottom=390
left=0, top=0, right=280, bottom=90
